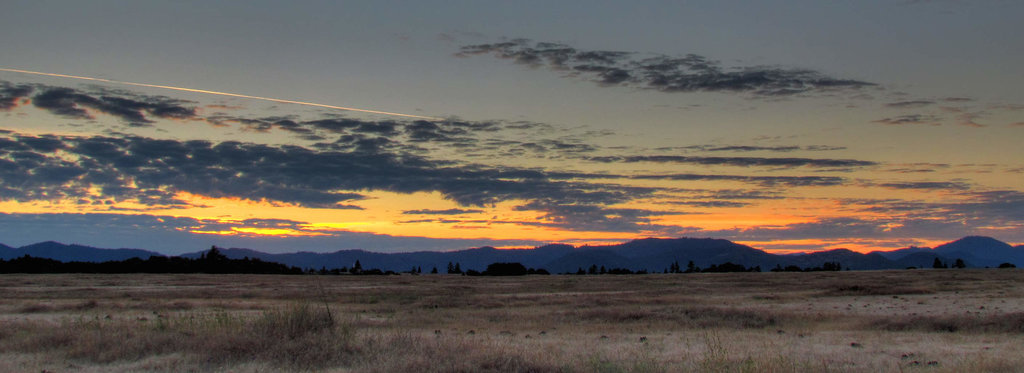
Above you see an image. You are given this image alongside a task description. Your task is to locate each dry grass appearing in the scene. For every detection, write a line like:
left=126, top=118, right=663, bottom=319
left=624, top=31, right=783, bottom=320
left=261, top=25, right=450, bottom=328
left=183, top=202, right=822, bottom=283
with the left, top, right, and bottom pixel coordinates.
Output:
left=1, top=269, right=1024, bottom=372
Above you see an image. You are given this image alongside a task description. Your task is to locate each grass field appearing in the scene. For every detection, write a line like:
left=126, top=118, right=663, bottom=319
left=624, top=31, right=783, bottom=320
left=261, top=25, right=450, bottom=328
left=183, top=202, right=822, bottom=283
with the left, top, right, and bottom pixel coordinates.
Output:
left=2, top=269, right=1023, bottom=372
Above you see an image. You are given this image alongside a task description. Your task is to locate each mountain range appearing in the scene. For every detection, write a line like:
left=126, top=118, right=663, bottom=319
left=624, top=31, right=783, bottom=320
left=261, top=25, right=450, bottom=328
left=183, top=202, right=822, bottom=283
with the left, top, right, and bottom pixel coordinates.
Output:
left=1, top=236, right=1021, bottom=273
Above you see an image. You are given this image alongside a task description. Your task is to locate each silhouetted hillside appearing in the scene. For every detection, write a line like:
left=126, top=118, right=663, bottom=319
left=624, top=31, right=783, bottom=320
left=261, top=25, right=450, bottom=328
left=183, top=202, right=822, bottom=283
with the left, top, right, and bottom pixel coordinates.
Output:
left=892, top=252, right=957, bottom=269
left=0, top=241, right=164, bottom=262
left=872, top=246, right=932, bottom=261
left=932, top=236, right=1024, bottom=267
left=780, top=249, right=899, bottom=271
left=604, top=238, right=776, bottom=271
left=543, top=249, right=631, bottom=274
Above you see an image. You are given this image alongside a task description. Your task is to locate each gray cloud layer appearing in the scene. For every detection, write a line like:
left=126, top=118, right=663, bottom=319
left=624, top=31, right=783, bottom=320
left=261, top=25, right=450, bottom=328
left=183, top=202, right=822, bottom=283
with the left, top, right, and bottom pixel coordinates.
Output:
left=631, top=173, right=846, bottom=187
left=0, top=131, right=673, bottom=232
left=587, top=155, right=876, bottom=169
left=458, top=39, right=874, bottom=97
left=2, top=84, right=198, bottom=127
left=0, top=133, right=653, bottom=209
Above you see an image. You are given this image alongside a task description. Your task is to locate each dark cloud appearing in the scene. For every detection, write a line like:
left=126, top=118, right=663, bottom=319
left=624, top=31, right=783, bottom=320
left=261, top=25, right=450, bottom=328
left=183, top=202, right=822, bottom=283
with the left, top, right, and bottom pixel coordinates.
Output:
left=666, top=200, right=750, bottom=208
left=6, top=80, right=612, bottom=162
left=502, top=121, right=554, bottom=131
left=885, top=100, right=934, bottom=108
left=587, top=155, right=876, bottom=168
left=654, top=188, right=782, bottom=210
left=0, top=133, right=652, bottom=228
left=694, top=189, right=782, bottom=200
left=872, top=114, right=941, bottom=126
left=700, top=145, right=800, bottom=152
left=458, top=39, right=874, bottom=97
left=948, top=190, right=1024, bottom=224
left=881, top=163, right=950, bottom=174
left=876, top=181, right=971, bottom=190
left=16, top=134, right=67, bottom=152
left=313, top=134, right=414, bottom=154
left=514, top=200, right=684, bottom=233
left=485, top=139, right=598, bottom=157
left=632, top=173, right=846, bottom=187
left=228, top=116, right=522, bottom=152
left=402, top=208, right=485, bottom=215
left=804, top=145, right=847, bottom=152
left=30, top=86, right=197, bottom=127
left=657, top=144, right=846, bottom=153
left=0, top=82, right=33, bottom=110
left=404, top=120, right=475, bottom=144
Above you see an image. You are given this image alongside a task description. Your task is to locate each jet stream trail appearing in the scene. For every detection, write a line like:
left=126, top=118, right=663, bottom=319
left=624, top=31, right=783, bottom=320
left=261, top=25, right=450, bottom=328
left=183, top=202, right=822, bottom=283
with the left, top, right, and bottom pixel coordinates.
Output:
left=0, top=67, right=442, bottom=120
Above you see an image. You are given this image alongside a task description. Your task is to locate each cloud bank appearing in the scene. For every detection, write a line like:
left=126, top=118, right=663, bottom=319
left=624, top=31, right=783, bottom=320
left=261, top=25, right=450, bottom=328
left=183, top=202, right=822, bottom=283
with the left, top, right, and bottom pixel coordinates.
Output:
left=458, top=39, right=874, bottom=97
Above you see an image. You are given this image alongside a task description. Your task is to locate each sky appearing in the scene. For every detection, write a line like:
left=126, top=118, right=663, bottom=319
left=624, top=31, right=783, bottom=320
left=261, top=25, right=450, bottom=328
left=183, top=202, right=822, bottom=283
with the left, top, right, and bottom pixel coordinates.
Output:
left=1, top=1, right=1022, bottom=254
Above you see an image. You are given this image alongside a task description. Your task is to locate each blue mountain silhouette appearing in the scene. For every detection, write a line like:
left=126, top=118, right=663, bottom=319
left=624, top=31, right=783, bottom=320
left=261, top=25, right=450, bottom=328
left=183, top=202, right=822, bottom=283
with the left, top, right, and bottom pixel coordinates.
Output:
left=2, top=236, right=1020, bottom=272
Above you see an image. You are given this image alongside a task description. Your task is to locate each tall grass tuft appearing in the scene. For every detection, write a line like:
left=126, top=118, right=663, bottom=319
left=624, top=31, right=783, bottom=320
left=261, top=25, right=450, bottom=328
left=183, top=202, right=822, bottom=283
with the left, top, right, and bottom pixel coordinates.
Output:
left=195, top=302, right=356, bottom=370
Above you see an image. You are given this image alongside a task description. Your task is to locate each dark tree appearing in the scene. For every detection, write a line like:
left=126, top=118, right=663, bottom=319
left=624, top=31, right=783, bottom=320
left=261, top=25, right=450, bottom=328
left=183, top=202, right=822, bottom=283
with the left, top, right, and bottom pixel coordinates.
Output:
left=702, top=262, right=752, bottom=273
left=203, top=246, right=228, bottom=261
left=953, top=258, right=966, bottom=269
left=482, top=262, right=529, bottom=276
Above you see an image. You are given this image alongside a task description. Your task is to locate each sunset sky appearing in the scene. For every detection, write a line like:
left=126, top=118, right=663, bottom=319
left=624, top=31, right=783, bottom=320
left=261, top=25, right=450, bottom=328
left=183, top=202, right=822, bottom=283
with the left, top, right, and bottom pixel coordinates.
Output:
left=1, top=1, right=1022, bottom=254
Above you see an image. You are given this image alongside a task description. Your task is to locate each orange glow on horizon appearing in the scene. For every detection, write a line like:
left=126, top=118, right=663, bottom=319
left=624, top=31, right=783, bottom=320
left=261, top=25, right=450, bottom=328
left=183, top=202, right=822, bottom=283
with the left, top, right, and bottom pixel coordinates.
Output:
left=189, top=227, right=330, bottom=237
left=740, top=238, right=952, bottom=254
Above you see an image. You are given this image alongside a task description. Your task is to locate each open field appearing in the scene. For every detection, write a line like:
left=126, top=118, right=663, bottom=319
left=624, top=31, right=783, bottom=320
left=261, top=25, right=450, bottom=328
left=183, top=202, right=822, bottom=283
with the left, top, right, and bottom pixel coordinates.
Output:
left=2, top=269, right=1024, bottom=372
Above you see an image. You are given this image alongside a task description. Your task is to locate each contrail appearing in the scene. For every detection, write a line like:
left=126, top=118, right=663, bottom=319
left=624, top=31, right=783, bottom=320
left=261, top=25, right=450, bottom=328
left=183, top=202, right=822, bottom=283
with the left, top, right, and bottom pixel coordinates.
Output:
left=0, top=67, right=442, bottom=120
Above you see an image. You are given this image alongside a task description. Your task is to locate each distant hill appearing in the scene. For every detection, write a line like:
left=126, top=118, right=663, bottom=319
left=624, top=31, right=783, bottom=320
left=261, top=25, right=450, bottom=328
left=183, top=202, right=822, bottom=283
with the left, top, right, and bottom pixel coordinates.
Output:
left=2, top=236, right=1021, bottom=273
left=931, top=236, right=1024, bottom=267
left=0, top=241, right=164, bottom=262
left=780, top=249, right=901, bottom=271
left=543, top=249, right=632, bottom=274
left=892, top=252, right=960, bottom=269
left=873, top=246, right=932, bottom=261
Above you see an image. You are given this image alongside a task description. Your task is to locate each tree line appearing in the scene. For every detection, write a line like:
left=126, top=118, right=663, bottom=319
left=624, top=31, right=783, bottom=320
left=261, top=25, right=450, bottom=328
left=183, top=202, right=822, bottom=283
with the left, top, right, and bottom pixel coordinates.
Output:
left=0, top=247, right=304, bottom=274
